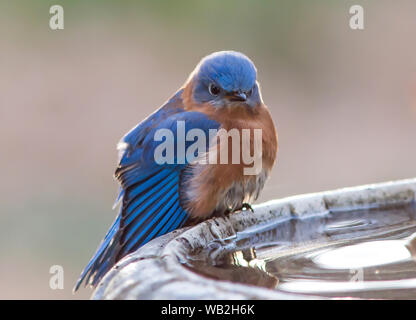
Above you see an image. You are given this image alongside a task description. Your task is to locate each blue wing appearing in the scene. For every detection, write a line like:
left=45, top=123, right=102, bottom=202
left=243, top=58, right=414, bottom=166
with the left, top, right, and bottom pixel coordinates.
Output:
left=74, top=91, right=220, bottom=291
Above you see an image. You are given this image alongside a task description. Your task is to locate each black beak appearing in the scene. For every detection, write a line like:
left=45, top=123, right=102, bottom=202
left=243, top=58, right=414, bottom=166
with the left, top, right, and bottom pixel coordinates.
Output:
left=229, top=91, right=247, bottom=102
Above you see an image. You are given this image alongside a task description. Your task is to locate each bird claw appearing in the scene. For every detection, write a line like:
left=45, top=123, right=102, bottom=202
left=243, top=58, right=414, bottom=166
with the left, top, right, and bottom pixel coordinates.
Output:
left=241, top=203, right=254, bottom=212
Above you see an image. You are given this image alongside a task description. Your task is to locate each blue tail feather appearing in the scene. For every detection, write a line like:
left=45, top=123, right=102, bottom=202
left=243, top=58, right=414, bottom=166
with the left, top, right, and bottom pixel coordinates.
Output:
left=73, top=214, right=121, bottom=292
left=122, top=178, right=178, bottom=247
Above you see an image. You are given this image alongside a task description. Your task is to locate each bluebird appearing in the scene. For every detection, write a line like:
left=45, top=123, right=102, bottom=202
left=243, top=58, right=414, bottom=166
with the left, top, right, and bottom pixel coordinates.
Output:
left=74, top=51, right=278, bottom=291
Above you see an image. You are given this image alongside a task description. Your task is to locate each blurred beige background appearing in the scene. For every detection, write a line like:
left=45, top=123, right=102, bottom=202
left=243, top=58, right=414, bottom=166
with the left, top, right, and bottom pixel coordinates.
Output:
left=0, top=1, right=415, bottom=299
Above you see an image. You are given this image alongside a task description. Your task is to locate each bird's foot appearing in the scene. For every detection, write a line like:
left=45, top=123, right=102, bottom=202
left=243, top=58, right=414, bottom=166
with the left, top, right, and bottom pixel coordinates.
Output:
left=241, top=203, right=254, bottom=213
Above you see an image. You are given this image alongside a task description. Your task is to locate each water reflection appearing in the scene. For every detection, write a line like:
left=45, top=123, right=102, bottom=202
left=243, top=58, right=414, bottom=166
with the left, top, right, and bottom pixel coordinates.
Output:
left=190, top=202, right=416, bottom=299
left=187, top=259, right=279, bottom=289
left=312, top=240, right=411, bottom=269
left=406, top=232, right=416, bottom=262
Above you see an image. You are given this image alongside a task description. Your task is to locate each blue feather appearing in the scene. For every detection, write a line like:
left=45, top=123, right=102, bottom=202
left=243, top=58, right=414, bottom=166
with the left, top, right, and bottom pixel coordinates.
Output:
left=73, top=214, right=121, bottom=292
left=142, top=200, right=182, bottom=244
left=75, top=98, right=220, bottom=291
left=122, top=175, right=179, bottom=242
left=124, top=171, right=177, bottom=221
left=122, top=189, right=180, bottom=254
left=157, top=207, right=187, bottom=237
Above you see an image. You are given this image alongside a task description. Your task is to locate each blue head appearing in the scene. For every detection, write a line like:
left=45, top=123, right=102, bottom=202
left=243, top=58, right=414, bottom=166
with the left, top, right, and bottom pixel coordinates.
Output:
left=190, top=51, right=262, bottom=108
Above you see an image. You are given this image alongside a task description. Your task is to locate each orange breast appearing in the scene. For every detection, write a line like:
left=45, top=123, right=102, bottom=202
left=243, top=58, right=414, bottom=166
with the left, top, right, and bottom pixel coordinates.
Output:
left=180, top=87, right=278, bottom=220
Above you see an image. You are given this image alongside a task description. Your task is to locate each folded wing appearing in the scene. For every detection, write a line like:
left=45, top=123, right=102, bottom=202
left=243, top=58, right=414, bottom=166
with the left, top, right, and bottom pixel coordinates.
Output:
left=74, top=93, right=219, bottom=291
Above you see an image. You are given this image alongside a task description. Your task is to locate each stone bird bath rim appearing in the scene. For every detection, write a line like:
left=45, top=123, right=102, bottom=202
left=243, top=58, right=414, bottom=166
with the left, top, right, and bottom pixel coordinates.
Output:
left=91, top=178, right=416, bottom=299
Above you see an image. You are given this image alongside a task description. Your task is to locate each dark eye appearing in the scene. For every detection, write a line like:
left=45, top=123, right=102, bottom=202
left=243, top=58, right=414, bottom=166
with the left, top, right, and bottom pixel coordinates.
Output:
left=208, top=83, right=221, bottom=96
left=246, top=86, right=254, bottom=97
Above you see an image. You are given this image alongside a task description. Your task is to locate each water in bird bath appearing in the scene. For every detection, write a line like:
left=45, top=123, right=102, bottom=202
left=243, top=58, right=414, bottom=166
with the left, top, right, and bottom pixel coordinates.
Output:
left=188, top=202, right=416, bottom=299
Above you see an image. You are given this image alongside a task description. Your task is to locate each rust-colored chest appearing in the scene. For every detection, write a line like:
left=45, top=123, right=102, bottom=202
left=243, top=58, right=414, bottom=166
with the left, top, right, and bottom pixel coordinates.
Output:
left=180, top=102, right=278, bottom=220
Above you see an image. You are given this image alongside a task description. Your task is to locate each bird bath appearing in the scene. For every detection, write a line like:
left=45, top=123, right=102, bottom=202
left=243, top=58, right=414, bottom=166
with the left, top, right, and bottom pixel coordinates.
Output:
left=92, top=178, right=416, bottom=299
